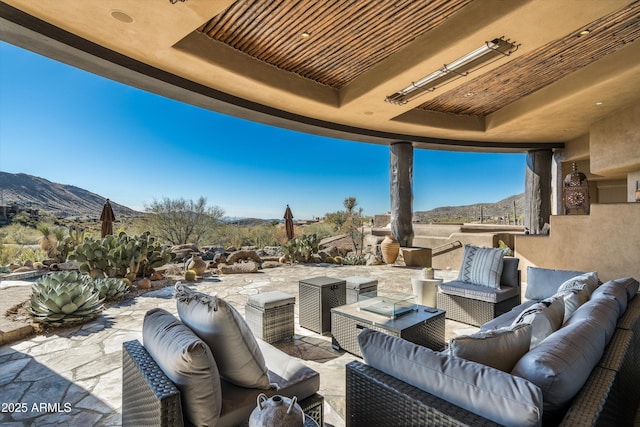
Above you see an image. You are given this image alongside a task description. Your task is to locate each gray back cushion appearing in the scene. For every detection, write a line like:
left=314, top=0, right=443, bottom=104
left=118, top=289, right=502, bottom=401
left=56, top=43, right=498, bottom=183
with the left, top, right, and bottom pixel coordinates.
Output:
left=359, top=328, right=543, bottom=427
left=500, top=257, right=520, bottom=287
left=525, top=267, right=587, bottom=301
left=511, top=318, right=607, bottom=415
left=143, top=308, right=222, bottom=427
left=566, top=294, right=620, bottom=342
left=591, top=278, right=637, bottom=315
left=175, top=283, right=271, bottom=389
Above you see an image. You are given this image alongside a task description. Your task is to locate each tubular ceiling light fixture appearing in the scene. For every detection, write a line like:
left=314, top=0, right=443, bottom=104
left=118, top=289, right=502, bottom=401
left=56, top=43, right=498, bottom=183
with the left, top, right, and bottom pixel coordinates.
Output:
left=386, top=37, right=519, bottom=105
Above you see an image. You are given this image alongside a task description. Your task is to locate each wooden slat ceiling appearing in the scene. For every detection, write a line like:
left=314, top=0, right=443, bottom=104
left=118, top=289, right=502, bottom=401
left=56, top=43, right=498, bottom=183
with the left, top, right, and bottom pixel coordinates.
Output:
left=198, top=0, right=473, bottom=89
left=199, top=0, right=639, bottom=119
left=418, top=1, right=640, bottom=116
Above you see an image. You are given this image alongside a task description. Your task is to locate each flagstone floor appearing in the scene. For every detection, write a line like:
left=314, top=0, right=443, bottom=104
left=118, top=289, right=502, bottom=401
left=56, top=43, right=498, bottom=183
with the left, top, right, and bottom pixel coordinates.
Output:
left=0, top=264, right=468, bottom=426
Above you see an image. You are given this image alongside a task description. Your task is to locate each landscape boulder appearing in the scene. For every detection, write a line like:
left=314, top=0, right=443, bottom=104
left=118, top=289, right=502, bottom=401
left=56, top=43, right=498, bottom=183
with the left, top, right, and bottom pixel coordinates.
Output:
left=218, top=261, right=259, bottom=274
left=171, top=244, right=200, bottom=261
left=226, top=250, right=263, bottom=265
left=261, top=261, right=282, bottom=269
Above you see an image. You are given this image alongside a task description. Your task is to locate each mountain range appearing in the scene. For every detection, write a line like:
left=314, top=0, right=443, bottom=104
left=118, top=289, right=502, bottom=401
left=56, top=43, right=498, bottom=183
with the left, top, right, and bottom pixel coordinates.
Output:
left=414, top=193, right=524, bottom=223
left=0, top=171, right=523, bottom=222
left=0, top=172, right=138, bottom=218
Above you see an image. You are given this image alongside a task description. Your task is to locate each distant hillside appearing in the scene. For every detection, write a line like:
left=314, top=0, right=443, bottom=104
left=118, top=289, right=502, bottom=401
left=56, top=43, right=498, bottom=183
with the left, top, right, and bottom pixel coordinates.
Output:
left=414, top=193, right=524, bottom=223
left=0, top=172, right=139, bottom=218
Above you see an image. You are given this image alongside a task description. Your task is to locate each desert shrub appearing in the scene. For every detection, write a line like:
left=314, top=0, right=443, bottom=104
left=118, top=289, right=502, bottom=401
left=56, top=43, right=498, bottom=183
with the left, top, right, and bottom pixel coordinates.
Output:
left=0, top=223, right=40, bottom=245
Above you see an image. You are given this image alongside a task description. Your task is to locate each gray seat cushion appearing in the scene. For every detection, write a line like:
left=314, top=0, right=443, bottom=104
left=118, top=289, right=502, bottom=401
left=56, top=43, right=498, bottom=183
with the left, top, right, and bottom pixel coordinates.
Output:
left=439, top=280, right=520, bottom=303
left=358, top=328, right=543, bottom=427
left=247, top=291, right=295, bottom=309
left=142, top=308, right=222, bottom=427
left=525, top=267, right=587, bottom=301
left=217, top=340, right=320, bottom=427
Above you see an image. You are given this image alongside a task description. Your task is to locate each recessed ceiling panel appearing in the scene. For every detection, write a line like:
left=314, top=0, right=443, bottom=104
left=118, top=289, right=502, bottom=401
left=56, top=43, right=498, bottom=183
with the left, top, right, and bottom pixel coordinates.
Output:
left=418, top=2, right=640, bottom=116
left=198, top=0, right=473, bottom=89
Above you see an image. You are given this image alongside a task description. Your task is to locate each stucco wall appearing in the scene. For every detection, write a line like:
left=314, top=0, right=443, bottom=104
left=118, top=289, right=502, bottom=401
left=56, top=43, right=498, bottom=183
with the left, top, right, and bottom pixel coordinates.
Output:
left=590, top=103, right=640, bottom=176
left=515, top=203, right=640, bottom=282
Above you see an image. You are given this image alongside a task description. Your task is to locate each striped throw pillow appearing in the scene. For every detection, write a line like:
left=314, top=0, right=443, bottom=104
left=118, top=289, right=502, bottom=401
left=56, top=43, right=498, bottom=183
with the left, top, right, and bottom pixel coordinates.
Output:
left=457, top=245, right=505, bottom=288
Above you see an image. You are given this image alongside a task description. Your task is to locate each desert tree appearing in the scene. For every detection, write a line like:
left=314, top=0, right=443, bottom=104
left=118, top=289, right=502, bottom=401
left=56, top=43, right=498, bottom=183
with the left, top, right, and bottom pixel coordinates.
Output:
left=144, top=197, right=224, bottom=245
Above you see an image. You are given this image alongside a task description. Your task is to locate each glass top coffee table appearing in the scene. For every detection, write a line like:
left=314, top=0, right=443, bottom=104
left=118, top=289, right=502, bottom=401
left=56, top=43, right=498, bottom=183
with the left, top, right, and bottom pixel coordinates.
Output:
left=330, top=300, right=445, bottom=358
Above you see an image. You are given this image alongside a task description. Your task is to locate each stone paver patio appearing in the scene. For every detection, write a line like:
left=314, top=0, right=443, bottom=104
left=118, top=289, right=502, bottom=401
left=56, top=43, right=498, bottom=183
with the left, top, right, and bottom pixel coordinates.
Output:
left=0, top=264, right=471, bottom=426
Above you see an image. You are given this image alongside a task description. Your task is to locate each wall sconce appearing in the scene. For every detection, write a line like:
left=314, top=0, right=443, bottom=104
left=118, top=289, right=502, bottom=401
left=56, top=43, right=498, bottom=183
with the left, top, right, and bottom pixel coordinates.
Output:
left=386, top=37, right=519, bottom=105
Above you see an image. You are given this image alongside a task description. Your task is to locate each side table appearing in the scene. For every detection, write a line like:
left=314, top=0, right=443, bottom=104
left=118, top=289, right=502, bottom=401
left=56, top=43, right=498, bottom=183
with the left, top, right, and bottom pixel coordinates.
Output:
left=299, top=276, right=346, bottom=334
left=411, top=277, right=442, bottom=307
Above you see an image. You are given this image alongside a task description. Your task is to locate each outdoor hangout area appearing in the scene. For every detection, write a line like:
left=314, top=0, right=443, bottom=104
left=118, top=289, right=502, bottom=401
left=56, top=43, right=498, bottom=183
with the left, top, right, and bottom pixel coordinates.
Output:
left=2, top=0, right=640, bottom=426
left=2, top=243, right=640, bottom=426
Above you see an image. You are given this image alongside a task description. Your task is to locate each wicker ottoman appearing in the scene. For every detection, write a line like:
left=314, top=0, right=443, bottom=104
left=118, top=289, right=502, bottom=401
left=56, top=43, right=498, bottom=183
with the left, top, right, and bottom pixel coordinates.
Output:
left=345, top=276, right=378, bottom=304
left=246, top=291, right=295, bottom=343
left=299, top=276, right=346, bottom=334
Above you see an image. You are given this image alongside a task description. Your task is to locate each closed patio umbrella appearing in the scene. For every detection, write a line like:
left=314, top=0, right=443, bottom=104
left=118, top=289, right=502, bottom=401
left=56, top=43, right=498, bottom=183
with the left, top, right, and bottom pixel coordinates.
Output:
left=284, top=205, right=294, bottom=241
left=100, top=199, right=116, bottom=238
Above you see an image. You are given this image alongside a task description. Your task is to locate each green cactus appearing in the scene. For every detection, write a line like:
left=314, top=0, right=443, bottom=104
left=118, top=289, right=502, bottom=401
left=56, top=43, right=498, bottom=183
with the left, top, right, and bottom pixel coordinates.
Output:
left=184, top=269, right=197, bottom=281
left=29, top=271, right=104, bottom=325
left=69, top=231, right=174, bottom=279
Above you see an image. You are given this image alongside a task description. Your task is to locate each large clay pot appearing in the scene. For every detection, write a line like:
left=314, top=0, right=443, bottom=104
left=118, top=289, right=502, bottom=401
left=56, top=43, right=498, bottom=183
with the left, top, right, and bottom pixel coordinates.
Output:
left=380, top=235, right=400, bottom=264
left=187, top=254, right=207, bottom=276
left=249, top=394, right=304, bottom=427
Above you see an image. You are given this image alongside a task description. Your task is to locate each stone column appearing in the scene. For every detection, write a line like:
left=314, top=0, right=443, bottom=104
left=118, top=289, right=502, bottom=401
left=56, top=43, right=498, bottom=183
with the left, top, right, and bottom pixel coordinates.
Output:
left=390, top=141, right=414, bottom=246
left=525, top=149, right=552, bottom=234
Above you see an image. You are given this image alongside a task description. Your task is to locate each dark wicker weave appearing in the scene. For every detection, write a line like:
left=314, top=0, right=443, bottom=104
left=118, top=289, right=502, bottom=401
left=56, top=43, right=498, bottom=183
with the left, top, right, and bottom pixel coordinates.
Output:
left=436, top=292, right=520, bottom=327
left=345, top=361, right=501, bottom=427
left=245, top=302, right=294, bottom=343
left=122, top=340, right=184, bottom=427
left=122, top=340, right=324, bottom=426
left=347, top=291, right=640, bottom=427
left=299, top=277, right=346, bottom=334
left=331, top=304, right=445, bottom=357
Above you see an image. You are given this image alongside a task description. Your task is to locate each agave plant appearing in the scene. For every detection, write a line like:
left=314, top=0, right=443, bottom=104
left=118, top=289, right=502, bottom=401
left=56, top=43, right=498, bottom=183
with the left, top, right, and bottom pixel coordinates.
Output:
left=29, top=271, right=104, bottom=325
left=92, top=277, right=128, bottom=300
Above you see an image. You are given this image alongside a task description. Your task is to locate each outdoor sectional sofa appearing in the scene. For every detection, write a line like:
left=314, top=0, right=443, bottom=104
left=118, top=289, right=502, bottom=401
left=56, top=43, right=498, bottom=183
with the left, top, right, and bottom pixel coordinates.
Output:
left=346, top=267, right=640, bottom=426
left=121, top=284, right=323, bottom=426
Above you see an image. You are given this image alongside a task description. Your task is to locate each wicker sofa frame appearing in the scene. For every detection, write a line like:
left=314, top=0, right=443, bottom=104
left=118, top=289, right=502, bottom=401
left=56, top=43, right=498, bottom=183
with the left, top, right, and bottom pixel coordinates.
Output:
left=122, top=340, right=324, bottom=427
left=436, top=270, right=522, bottom=327
left=346, top=291, right=640, bottom=427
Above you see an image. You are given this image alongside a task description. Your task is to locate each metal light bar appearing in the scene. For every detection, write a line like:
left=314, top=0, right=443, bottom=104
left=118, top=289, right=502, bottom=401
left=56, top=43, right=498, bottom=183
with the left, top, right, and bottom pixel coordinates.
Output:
left=386, top=37, right=518, bottom=105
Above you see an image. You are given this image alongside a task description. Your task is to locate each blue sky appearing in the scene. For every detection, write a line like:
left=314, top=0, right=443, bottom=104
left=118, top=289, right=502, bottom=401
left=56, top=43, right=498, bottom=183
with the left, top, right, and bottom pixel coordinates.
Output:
left=0, top=41, right=525, bottom=219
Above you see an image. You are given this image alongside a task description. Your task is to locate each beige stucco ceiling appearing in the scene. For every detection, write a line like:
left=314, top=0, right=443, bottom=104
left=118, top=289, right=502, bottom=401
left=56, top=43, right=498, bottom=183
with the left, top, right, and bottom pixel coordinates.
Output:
left=1, top=0, right=639, bottom=153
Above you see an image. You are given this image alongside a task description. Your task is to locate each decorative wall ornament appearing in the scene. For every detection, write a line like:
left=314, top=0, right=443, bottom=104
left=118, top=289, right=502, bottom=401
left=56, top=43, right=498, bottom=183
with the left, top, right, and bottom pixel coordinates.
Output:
left=563, top=162, right=590, bottom=214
